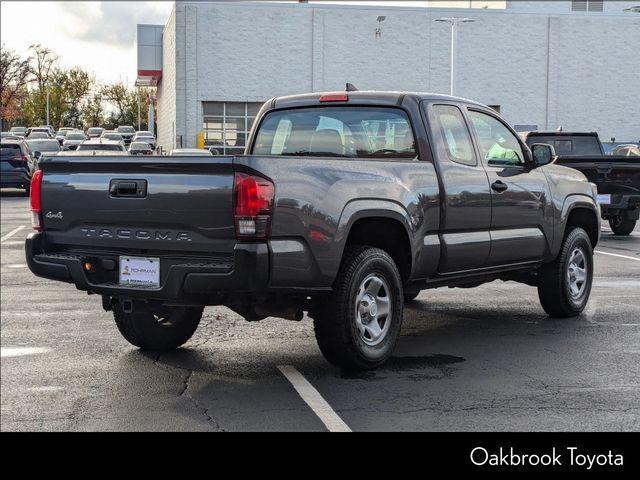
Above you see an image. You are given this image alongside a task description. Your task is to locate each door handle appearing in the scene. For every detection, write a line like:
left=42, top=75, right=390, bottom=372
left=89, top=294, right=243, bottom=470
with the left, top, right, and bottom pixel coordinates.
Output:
left=491, top=180, right=508, bottom=193
left=110, top=179, right=147, bottom=198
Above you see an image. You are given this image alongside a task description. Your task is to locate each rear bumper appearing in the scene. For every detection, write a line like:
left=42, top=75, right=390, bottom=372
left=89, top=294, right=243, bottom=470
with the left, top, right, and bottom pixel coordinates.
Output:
left=25, top=232, right=269, bottom=301
left=600, top=195, right=640, bottom=219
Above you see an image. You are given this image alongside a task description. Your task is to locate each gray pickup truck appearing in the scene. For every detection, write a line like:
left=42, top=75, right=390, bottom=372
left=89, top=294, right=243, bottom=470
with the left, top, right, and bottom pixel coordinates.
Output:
left=26, top=91, right=601, bottom=370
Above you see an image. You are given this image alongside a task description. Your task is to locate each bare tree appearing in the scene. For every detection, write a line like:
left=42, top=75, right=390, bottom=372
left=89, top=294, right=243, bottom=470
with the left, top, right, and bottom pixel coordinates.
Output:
left=28, top=44, right=59, bottom=124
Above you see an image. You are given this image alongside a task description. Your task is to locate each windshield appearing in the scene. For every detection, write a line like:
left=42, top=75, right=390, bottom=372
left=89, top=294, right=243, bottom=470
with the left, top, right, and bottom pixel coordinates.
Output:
left=252, top=107, right=417, bottom=158
left=130, top=142, right=151, bottom=149
left=10, top=127, right=27, bottom=134
left=27, top=140, right=60, bottom=152
left=88, top=128, right=103, bottom=134
left=117, top=126, right=135, bottom=133
left=527, top=135, right=602, bottom=156
left=66, top=133, right=85, bottom=140
left=77, top=143, right=124, bottom=151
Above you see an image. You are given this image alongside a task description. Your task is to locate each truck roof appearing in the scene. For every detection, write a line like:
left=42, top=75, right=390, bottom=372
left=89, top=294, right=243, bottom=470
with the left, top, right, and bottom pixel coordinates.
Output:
left=270, top=90, right=487, bottom=110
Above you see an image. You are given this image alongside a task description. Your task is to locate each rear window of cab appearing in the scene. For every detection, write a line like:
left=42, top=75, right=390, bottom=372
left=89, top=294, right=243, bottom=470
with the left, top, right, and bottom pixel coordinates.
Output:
left=252, top=107, right=417, bottom=159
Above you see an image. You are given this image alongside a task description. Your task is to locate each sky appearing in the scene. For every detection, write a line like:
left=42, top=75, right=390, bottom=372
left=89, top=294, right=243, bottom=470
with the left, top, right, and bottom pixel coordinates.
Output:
left=0, top=1, right=435, bottom=85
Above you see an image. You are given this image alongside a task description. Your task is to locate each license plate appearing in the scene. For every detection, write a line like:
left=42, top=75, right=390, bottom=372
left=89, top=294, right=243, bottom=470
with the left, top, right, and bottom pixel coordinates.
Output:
left=119, top=256, right=160, bottom=286
left=597, top=194, right=611, bottom=205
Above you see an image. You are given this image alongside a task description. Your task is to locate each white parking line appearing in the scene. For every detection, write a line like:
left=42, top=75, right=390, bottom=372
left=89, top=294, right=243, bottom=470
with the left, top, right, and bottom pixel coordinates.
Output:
left=0, top=241, right=25, bottom=246
left=3, top=264, right=27, bottom=269
left=595, top=250, right=640, bottom=262
left=0, top=226, right=26, bottom=243
left=1, top=347, right=51, bottom=358
left=277, top=365, right=351, bottom=432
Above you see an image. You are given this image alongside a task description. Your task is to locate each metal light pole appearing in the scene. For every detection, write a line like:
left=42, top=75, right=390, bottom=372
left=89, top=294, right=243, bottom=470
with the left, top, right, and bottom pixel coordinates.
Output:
left=148, top=92, right=154, bottom=136
left=435, top=17, right=475, bottom=97
left=137, top=92, right=141, bottom=131
left=45, top=85, right=50, bottom=126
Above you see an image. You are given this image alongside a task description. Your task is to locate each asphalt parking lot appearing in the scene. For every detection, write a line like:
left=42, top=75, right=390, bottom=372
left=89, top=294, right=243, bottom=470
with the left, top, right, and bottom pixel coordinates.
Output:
left=1, top=189, right=639, bottom=432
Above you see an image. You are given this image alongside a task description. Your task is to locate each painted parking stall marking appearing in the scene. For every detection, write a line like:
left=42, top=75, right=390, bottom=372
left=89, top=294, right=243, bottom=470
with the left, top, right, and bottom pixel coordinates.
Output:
left=1, top=225, right=26, bottom=243
left=1, top=347, right=51, bottom=358
left=595, top=250, right=640, bottom=262
left=278, top=365, right=352, bottom=432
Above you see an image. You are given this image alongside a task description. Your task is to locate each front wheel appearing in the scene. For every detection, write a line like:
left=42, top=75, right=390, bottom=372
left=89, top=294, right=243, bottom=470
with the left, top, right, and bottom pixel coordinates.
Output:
left=609, top=216, right=637, bottom=236
left=313, top=246, right=404, bottom=370
left=113, top=304, right=203, bottom=350
left=537, top=227, right=593, bottom=318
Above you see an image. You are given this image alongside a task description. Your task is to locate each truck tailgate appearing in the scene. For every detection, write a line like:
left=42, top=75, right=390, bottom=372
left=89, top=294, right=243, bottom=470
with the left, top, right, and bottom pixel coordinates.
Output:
left=39, top=156, right=236, bottom=255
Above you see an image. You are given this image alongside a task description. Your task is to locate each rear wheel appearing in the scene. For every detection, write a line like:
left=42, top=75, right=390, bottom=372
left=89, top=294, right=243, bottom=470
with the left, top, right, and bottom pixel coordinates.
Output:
left=609, top=216, right=636, bottom=236
left=113, top=304, right=203, bottom=350
left=313, top=246, right=404, bottom=370
left=537, top=227, right=593, bottom=318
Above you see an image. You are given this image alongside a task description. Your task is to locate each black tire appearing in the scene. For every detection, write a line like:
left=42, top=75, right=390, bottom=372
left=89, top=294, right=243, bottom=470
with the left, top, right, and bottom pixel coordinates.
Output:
left=113, top=304, right=203, bottom=350
left=609, top=216, right=636, bottom=236
left=404, top=289, right=421, bottom=303
left=313, top=246, right=404, bottom=370
left=537, top=227, right=593, bottom=318
left=24, top=185, right=30, bottom=196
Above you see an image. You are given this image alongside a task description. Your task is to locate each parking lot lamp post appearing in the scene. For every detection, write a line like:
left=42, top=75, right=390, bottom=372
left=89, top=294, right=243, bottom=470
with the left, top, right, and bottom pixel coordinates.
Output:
left=46, top=85, right=50, bottom=126
left=435, top=17, right=475, bottom=96
left=137, top=92, right=141, bottom=131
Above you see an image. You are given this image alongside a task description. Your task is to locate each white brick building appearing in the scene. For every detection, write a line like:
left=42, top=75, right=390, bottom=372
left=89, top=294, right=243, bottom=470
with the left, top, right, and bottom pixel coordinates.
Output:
left=139, top=1, right=640, bottom=152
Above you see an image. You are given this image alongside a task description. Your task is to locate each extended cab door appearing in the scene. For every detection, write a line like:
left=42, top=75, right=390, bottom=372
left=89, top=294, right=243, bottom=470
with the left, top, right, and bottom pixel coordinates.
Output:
left=466, top=108, right=553, bottom=267
left=425, top=103, right=492, bottom=273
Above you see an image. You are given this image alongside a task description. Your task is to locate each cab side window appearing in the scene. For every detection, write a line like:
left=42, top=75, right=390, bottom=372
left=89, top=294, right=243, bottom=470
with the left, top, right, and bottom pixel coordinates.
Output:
left=468, top=110, right=524, bottom=167
left=433, top=105, right=476, bottom=166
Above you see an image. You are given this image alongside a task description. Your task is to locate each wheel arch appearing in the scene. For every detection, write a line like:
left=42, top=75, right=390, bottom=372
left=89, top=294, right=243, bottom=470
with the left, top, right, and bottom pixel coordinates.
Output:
left=560, top=196, right=600, bottom=249
left=335, top=200, right=416, bottom=282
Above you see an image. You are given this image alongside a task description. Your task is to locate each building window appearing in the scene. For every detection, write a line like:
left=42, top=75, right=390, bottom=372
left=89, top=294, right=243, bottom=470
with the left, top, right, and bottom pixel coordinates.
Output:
left=572, top=1, right=604, bottom=12
left=202, top=101, right=264, bottom=155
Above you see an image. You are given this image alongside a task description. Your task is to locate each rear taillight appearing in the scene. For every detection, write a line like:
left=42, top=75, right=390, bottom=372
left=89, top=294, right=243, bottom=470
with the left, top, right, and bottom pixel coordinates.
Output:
left=22, top=155, right=30, bottom=162
left=30, top=170, right=43, bottom=231
left=234, top=172, right=274, bottom=240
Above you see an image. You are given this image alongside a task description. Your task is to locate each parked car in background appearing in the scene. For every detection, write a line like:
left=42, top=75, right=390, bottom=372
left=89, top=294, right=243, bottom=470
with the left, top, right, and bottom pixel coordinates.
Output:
left=26, top=139, right=61, bottom=160
left=169, top=148, right=213, bottom=156
left=132, top=131, right=156, bottom=148
left=26, top=90, right=602, bottom=370
left=37, top=125, right=56, bottom=137
left=76, top=139, right=127, bottom=153
left=116, top=126, right=136, bottom=145
left=128, top=141, right=154, bottom=155
left=55, top=130, right=68, bottom=145
left=1, top=139, right=34, bottom=193
left=87, top=127, right=105, bottom=138
left=523, top=131, right=640, bottom=235
left=62, top=131, right=87, bottom=150
left=9, top=126, right=28, bottom=137
left=612, top=144, right=640, bottom=157
left=101, top=131, right=125, bottom=142
left=27, top=128, right=53, bottom=139
left=27, top=131, right=51, bottom=140
left=1, top=133, right=22, bottom=140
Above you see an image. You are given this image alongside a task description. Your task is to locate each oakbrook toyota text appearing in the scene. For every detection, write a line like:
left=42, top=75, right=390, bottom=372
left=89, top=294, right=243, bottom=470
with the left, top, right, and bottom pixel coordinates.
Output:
left=470, top=447, right=624, bottom=470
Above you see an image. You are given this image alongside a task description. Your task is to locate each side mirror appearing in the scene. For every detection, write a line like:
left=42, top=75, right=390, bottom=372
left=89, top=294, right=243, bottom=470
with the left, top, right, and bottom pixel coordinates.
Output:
left=34, top=151, right=41, bottom=159
left=531, top=143, right=556, bottom=167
